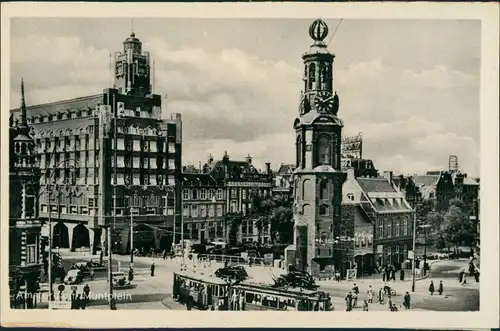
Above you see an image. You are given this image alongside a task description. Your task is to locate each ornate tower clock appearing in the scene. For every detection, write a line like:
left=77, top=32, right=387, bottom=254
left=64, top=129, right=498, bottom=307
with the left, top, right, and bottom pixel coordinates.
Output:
left=292, top=20, right=347, bottom=275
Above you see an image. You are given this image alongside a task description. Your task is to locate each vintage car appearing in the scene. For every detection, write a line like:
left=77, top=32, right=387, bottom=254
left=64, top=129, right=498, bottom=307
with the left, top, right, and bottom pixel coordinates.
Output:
left=87, top=259, right=107, bottom=271
left=112, top=271, right=132, bottom=289
left=64, top=269, right=83, bottom=285
left=70, top=262, right=92, bottom=276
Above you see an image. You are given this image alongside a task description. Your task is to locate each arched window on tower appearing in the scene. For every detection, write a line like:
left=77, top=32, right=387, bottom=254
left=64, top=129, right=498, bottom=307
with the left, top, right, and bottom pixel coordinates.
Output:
left=319, top=179, right=328, bottom=200
left=308, top=63, right=316, bottom=90
left=319, top=204, right=329, bottom=216
left=317, top=135, right=331, bottom=166
left=296, top=135, right=302, bottom=167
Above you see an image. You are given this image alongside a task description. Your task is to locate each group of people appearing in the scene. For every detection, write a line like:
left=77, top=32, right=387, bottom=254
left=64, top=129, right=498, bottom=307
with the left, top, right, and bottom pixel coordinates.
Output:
left=69, top=284, right=91, bottom=310
left=344, top=283, right=411, bottom=312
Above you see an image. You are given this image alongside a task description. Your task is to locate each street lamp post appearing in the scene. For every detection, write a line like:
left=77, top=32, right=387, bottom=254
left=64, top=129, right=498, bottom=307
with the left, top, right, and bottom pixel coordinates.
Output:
left=41, top=158, right=79, bottom=304
left=129, top=209, right=134, bottom=268
left=411, top=204, right=418, bottom=292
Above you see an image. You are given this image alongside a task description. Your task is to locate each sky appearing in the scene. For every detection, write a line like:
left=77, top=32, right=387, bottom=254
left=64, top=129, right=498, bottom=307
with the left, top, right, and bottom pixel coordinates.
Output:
left=10, top=18, right=480, bottom=176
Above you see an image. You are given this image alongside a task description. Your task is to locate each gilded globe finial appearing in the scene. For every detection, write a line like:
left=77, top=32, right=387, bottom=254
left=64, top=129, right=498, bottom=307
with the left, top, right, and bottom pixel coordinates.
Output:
left=309, top=19, right=329, bottom=42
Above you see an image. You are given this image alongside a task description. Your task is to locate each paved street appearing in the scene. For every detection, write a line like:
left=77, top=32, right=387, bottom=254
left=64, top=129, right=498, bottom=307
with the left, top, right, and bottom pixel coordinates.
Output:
left=36, top=252, right=478, bottom=311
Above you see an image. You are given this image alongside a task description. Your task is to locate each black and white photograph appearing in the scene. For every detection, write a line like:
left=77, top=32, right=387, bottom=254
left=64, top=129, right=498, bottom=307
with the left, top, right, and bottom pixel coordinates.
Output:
left=1, top=2, right=499, bottom=329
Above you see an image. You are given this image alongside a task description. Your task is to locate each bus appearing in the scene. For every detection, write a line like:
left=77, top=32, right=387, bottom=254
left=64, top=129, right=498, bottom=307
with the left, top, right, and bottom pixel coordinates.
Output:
left=173, top=272, right=230, bottom=310
left=228, top=282, right=333, bottom=311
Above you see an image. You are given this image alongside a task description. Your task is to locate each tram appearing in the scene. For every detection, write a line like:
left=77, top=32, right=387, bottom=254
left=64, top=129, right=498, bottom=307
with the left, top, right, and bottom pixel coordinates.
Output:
left=173, top=272, right=229, bottom=310
left=228, top=282, right=333, bottom=311
left=172, top=272, right=333, bottom=311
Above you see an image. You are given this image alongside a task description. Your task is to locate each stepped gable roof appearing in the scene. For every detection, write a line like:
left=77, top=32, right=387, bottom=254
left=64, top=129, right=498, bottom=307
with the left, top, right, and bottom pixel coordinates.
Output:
left=357, top=177, right=396, bottom=193
left=277, top=164, right=296, bottom=175
left=10, top=94, right=102, bottom=118
left=181, top=173, right=217, bottom=187
left=209, top=159, right=267, bottom=182
left=413, top=174, right=440, bottom=187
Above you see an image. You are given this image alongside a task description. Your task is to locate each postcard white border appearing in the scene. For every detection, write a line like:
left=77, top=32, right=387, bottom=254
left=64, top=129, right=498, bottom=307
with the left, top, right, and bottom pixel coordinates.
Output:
left=1, top=2, right=499, bottom=329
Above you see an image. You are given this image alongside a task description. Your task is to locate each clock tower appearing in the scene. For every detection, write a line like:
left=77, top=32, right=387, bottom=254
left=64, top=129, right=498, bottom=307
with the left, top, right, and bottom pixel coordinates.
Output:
left=292, top=19, right=347, bottom=275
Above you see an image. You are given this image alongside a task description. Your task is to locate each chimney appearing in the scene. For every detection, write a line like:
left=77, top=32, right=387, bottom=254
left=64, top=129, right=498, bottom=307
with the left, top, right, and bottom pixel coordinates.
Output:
left=265, top=162, right=271, bottom=174
left=383, top=171, right=393, bottom=183
left=347, top=168, right=355, bottom=179
left=245, top=154, right=252, bottom=164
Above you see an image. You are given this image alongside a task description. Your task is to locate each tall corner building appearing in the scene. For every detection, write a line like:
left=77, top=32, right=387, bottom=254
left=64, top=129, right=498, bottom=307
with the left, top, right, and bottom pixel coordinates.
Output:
left=292, top=20, right=347, bottom=275
left=10, top=32, right=182, bottom=255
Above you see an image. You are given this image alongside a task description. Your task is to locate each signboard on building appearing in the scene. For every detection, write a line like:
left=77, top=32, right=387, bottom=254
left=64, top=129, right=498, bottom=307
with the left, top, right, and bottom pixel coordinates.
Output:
left=377, top=244, right=383, bottom=254
left=346, top=268, right=357, bottom=282
left=341, top=132, right=363, bottom=159
left=263, top=253, right=274, bottom=265
left=408, top=250, right=414, bottom=260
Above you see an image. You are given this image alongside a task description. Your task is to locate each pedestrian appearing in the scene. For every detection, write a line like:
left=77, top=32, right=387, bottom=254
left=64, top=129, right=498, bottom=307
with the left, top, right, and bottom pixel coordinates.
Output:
left=391, top=304, right=399, bottom=311
left=99, top=250, right=103, bottom=264
left=352, top=283, right=359, bottom=307
left=128, top=267, right=134, bottom=282
left=403, top=291, right=411, bottom=309
left=83, top=284, right=91, bottom=307
left=163, top=250, right=167, bottom=260
left=378, top=287, right=384, bottom=304
left=89, top=269, right=95, bottom=281
left=150, top=262, right=155, bottom=277
left=459, top=269, right=465, bottom=284
left=345, top=292, right=353, bottom=311
left=391, top=266, right=396, bottom=281
left=335, top=270, right=341, bottom=282
left=186, top=295, right=193, bottom=310
left=76, top=294, right=83, bottom=309
left=387, top=295, right=392, bottom=310
left=367, top=285, right=373, bottom=303
left=400, top=268, right=405, bottom=281
left=429, top=280, right=435, bottom=295
left=438, top=280, right=444, bottom=295
left=70, top=289, right=77, bottom=310
left=382, top=267, right=386, bottom=282
left=474, top=269, right=480, bottom=283
left=362, top=300, right=369, bottom=311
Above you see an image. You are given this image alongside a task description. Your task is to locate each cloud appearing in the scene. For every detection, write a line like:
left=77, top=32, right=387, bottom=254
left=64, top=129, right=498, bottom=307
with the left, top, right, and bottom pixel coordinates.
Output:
left=10, top=28, right=479, bottom=176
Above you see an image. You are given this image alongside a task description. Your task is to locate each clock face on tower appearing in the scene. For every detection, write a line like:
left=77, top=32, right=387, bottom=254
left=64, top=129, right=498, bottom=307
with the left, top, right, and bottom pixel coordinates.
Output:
left=314, top=91, right=334, bottom=113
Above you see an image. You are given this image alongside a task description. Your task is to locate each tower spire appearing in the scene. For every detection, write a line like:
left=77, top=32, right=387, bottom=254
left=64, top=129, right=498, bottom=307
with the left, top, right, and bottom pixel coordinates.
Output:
left=19, top=78, right=28, bottom=129
left=131, top=18, right=135, bottom=36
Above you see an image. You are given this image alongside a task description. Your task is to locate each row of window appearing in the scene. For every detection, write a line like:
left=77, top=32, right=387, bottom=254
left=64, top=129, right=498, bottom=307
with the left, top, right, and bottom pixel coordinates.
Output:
left=182, top=204, right=224, bottom=218
left=35, top=137, right=175, bottom=155
left=111, top=156, right=176, bottom=170
left=376, top=217, right=410, bottom=239
left=183, top=188, right=224, bottom=201
left=182, top=188, right=270, bottom=201
left=27, top=109, right=95, bottom=124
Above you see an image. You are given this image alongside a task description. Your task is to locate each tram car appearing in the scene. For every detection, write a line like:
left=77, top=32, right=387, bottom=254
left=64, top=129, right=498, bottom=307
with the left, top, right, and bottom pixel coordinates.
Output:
left=173, top=272, right=229, bottom=310
left=173, top=272, right=333, bottom=311
left=228, top=282, right=333, bottom=311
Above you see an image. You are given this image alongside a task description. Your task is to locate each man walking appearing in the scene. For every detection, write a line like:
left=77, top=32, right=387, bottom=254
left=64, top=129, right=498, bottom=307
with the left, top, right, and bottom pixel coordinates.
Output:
left=438, top=280, right=444, bottom=295
left=403, top=291, right=411, bottom=309
left=128, top=267, right=134, bottom=282
left=429, top=280, right=435, bottom=295
left=150, top=262, right=155, bottom=277
left=352, top=283, right=359, bottom=307
left=400, top=268, right=405, bottom=281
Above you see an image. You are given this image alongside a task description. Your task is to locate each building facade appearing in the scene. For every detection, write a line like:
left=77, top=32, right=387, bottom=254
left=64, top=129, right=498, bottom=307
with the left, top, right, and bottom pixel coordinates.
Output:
left=343, top=169, right=414, bottom=269
left=272, top=163, right=295, bottom=201
left=292, top=20, right=347, bottom=275
left=10, top=32, right=182, bottom=254
left=182, top=153, right=274, bottom=245
left=414, top=171, right=455, bottom=211
left=9, top=81, right=43, bottom=308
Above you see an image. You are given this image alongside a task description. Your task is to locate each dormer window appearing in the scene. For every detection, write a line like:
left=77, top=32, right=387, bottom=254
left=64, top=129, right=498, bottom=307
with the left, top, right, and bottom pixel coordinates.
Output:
left=347, top=193, right=354, bottom=201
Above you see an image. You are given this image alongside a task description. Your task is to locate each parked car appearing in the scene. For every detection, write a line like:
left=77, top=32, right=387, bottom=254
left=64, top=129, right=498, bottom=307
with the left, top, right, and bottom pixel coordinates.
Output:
left=112, top=271, right=132, bottom=289
left=70, top=262, right=92, bottom=276
left=214, top=265, right=248, bottom=282
left=87, top=259, right=107, bottom=271
left=64, top=269, right=83, bottom=285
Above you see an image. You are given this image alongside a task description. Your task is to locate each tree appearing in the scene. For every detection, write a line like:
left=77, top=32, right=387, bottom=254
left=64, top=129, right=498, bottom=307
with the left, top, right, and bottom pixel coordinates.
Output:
left=441, top=199, right=477, bottom=249
left=248, top=190, right=293, bottom=245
